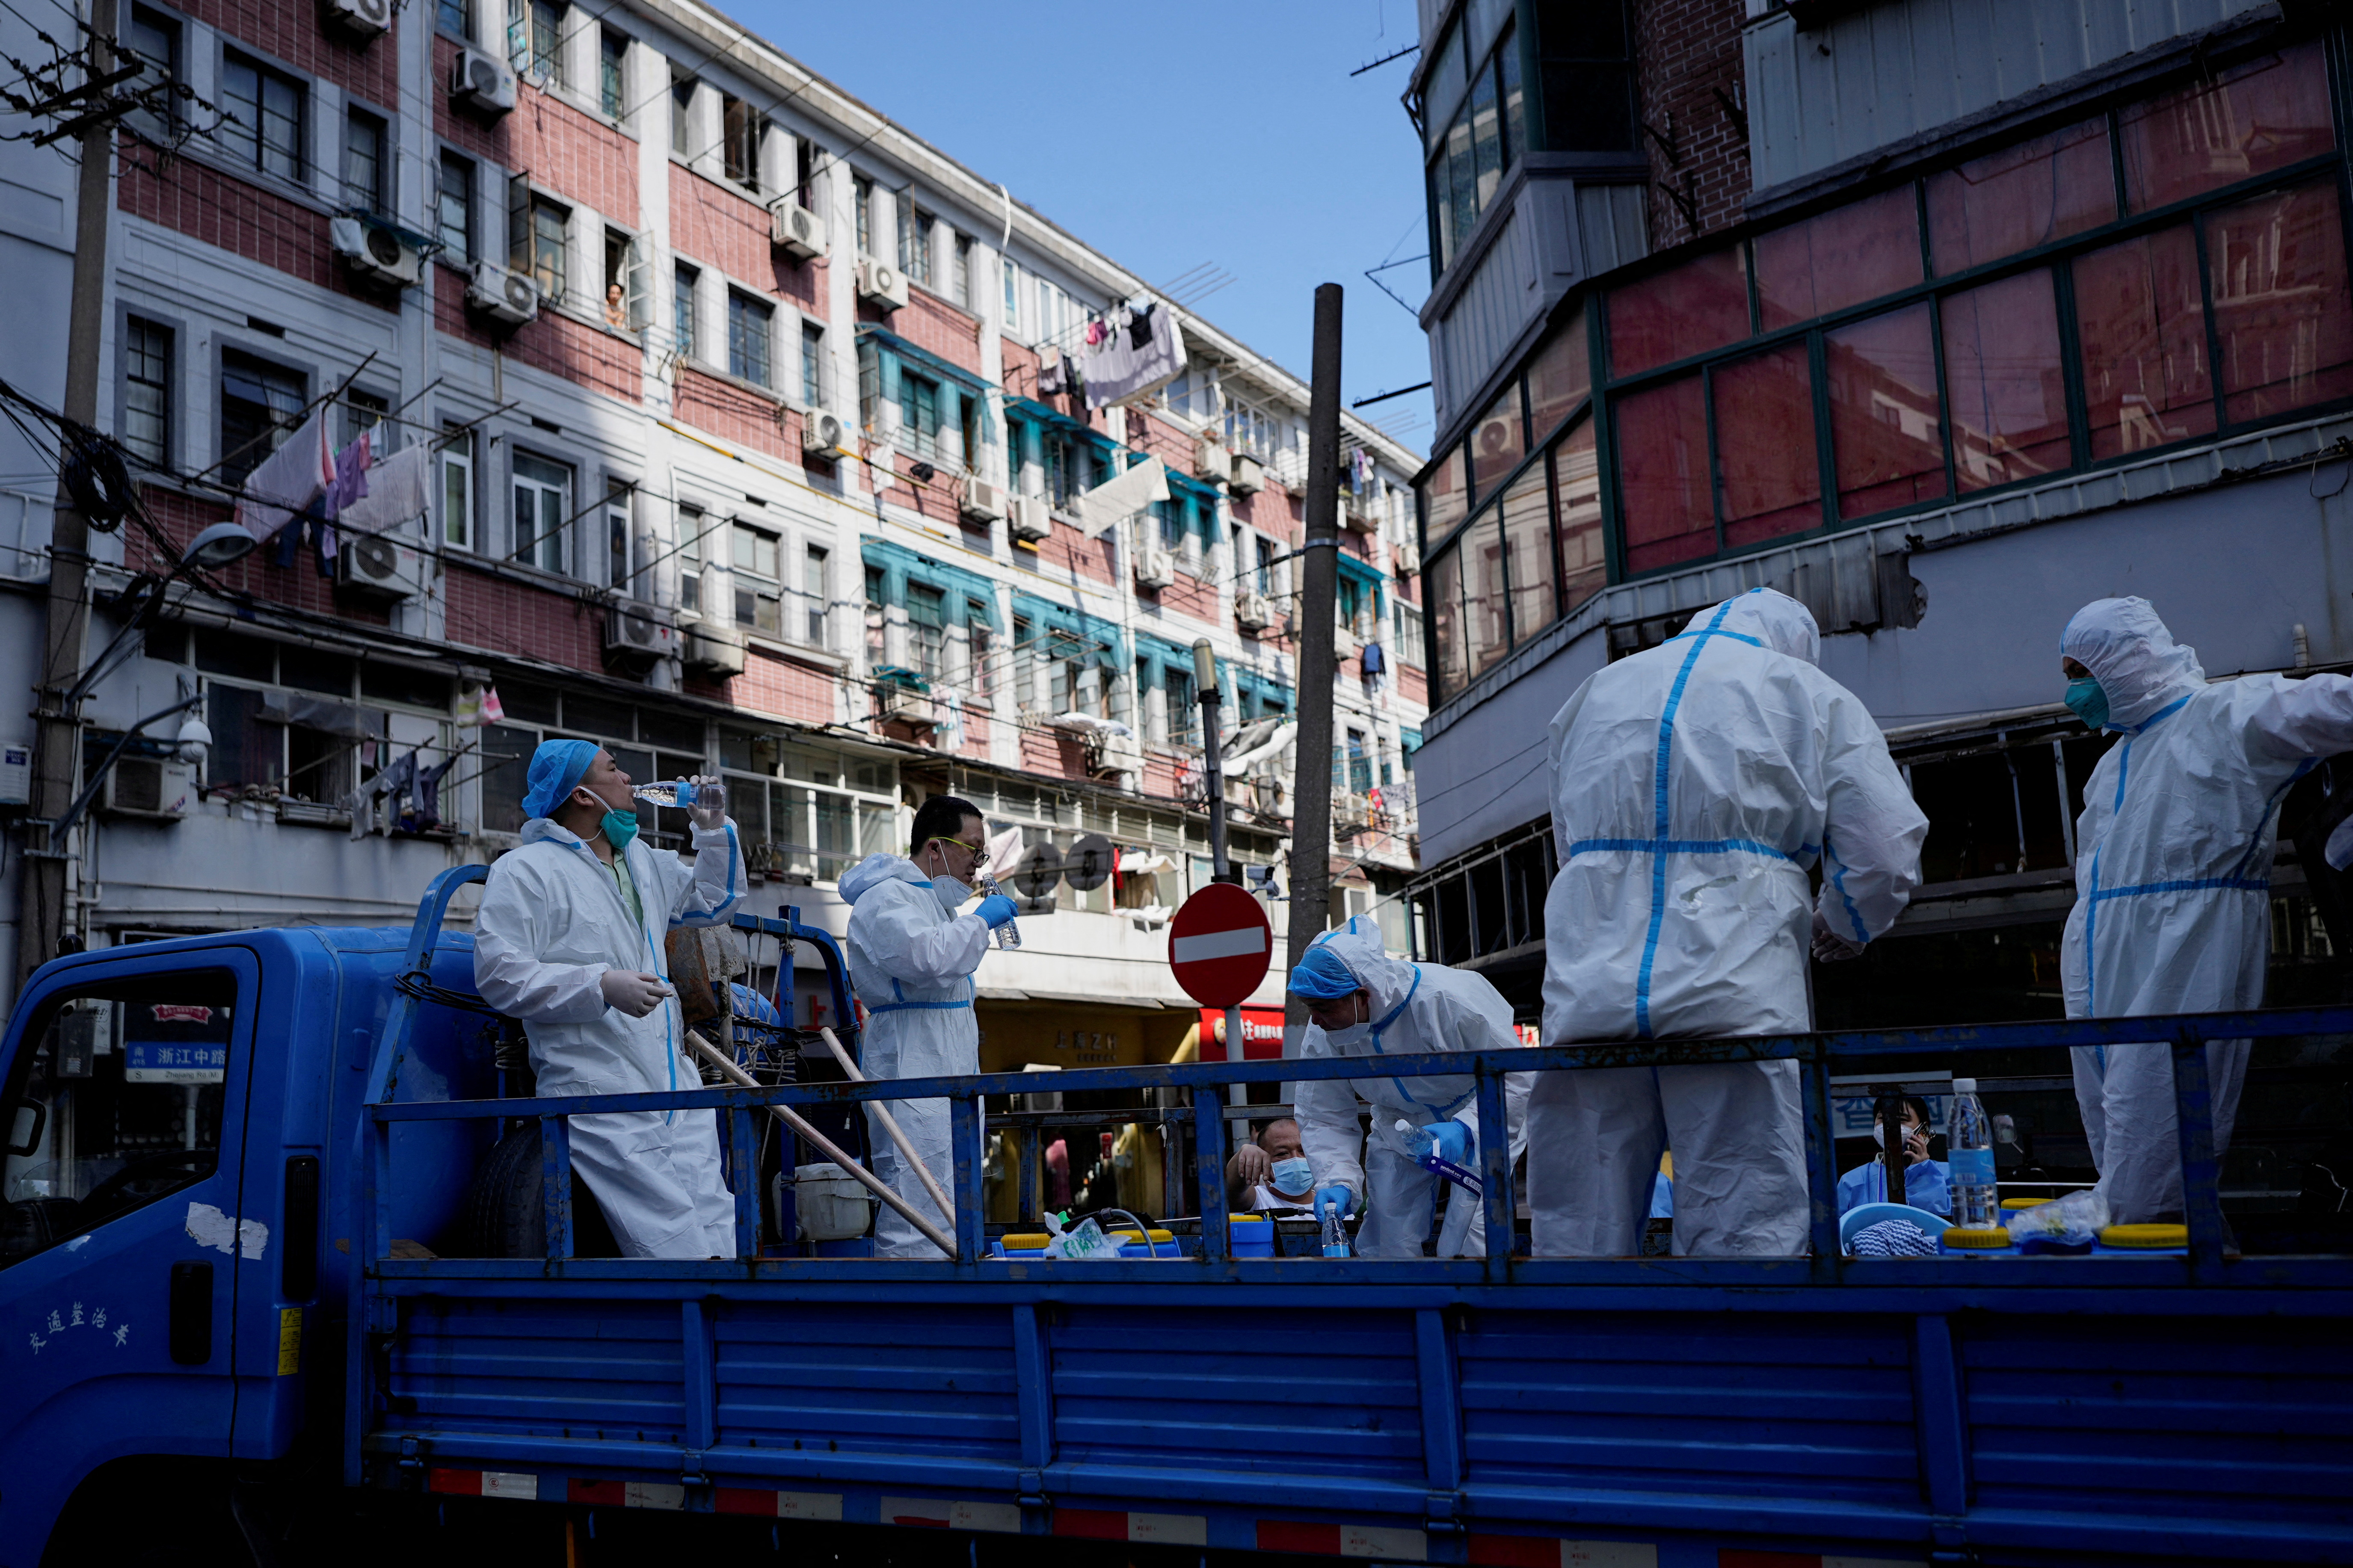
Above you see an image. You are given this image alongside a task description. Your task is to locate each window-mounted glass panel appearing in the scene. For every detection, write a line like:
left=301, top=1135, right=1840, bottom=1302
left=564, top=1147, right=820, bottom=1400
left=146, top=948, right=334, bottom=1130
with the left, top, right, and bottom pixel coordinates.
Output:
left=1420, top=448, right=1468, bottom=546
left=1526, top=305, right=1591, bottom=447
left=2073, top=224, right=2216, bottom=460
left=1943, top=268, right=2071, bottom=493
left=1467, top=381, right=1526, bottom=500
left=1614, top=373, right=1713, bottom=571
left=2208, top=180, right=2353, bottom=426
left=1552, top=421, right=1605, bottom=620
left=1928, top=116, right=2115, bottom=275
left=1608, top=246, right=1748, bottom=377
left=1754, top=185, right=1923, bottom=333
left=1713, top=341, right=1821, bottom=547
left=1427, top=540, right=1467, bottom=701
left=2121, top=42, right=2332, bottom=214
left=1826, top=302, right=1947, bottom=521
left=1462, top=512, right=1510, bottom=678
left=1499, top=463, right=1554, bottom=648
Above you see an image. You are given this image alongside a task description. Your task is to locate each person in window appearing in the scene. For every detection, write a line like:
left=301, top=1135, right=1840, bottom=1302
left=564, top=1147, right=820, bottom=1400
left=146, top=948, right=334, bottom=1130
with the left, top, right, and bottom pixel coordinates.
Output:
left=1835, top=1095, right=1949, bottom=1215
left=604, top=283, right=629, bottom=331
left=1224, top=1117, right=1316, bottom=1213
left=474, top=742, right=746, bottom=1259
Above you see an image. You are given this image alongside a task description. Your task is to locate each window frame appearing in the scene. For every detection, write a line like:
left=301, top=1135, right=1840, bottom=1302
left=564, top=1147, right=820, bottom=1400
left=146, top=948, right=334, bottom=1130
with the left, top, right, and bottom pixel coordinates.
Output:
left=727, top=289, right=773, bottom=387
left=342, top=105, right=386, bottom=214
left=219, top=50, right=304, bottom=185
left=441, top=425, right=476, bottom=550
left=435, top=150, right=475, bottom=260
left=120, top=314, right=173, bottom=468
left=599, top=28, right=626, bottom=118
left=510, top=449, right=573, bottom=577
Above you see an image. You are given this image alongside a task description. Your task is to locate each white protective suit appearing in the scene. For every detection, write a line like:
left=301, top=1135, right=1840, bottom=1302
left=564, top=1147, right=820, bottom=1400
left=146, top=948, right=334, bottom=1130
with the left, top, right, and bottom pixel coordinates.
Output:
left=2060, top=598, right=2353, bottom=1222
left=1528, top=589, right=1928, bottom=1257
left=474, top=817, right=747, bottom=1257
left=840, top=853, right=992, bottom=1258
left=1292, top=918, right=1530, bottom=1258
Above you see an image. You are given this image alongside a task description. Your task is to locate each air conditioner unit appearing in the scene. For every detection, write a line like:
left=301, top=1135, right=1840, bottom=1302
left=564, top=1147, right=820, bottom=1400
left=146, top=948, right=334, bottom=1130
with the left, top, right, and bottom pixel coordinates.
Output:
left=769, top=199, right=827, bottom=261
left=682, top=618, right=746, bottom=676
left=1342, top=497, right=1378, bottom=534
left=466, top=260, right=538, bottom=325
left=1334, top=624, right=1363, bottom=662
left=1007, top=494, right=1051, bottom=543
left=1229, top=453, right=1265, bottom=494
left=801, top=409, right=846, bottom=458
left=1393, top=540, right=1421, bottom=577
left=101, top=757, right=191, bottom=820
left=335, top=534, right=425, bottom=600
left=878, top=684, right=936, bottom=726
left=1233, top=590, right=1273, bottom=632
left=450, top=44, right=517, bottom=112
left=606, top=602, right=681, bottom=662
left=856, top=258, right=908, bottom=311
left=329, top=217, right=419, bottom=287
left=323, top=0, right=391, bottom=38
left=1134, top=547, right=1175, bottom=591
left=1194, top=436, right=1232, bottom=483
left=960, top=477, right=1005, bottom=523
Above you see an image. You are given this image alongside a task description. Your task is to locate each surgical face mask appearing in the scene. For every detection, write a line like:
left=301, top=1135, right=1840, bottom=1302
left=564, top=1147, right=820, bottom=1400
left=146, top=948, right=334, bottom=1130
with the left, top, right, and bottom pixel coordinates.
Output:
left=2064, top=676, right=2109, bottom=731
left=600, top=808, right=640, bottom=855
left=933, top=875, right=972, bottom=911
left=1269, top=1157, right=1313, bottom=1194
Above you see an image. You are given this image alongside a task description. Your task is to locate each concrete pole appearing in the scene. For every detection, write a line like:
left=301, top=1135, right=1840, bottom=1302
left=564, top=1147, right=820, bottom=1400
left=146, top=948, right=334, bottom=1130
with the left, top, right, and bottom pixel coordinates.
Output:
left=1283, top=284, right=1343, bottom=1037
left=19, top=0, right=119, bottom=986
left=1193, top=638, right=1245, bottom=1107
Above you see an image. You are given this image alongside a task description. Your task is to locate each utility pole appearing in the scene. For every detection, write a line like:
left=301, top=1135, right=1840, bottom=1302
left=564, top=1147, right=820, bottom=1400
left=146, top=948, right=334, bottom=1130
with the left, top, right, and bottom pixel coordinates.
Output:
left=1283, top=284, right=1343, bottom=1036
left=19, top=0, right=120, bottom=986
left=1194, top=637, right=1244, bottom=1106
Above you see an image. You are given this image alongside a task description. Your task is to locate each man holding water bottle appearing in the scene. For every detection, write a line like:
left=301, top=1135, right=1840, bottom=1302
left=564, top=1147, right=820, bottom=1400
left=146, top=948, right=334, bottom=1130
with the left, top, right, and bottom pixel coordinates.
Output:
left=474, top=741, right=747, bottom=1258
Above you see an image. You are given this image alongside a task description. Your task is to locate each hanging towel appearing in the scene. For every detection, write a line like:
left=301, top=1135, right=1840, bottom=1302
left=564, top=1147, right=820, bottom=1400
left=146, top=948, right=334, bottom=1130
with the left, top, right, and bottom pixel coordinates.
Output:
left=338, top=443, right=433, bottom=533
left=234, top=406, right=337, bottom=541
left=325, top=430, right=372, bottom=518
left=273, top=500, right=337, bottom=575
left=411, top=751, right=463, bottom=830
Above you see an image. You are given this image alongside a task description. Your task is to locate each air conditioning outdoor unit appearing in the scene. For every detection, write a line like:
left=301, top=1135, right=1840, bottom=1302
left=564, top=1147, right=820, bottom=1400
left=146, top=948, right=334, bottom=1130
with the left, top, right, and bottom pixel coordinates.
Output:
left=466, top=260, right=538, bottom=325
left=606, top=602, right=680, bottom=662
left=856, top=258, right=908, bottom=311
left=769, top=199, right=827, bottom=261
left=682, top=618, right=746, bottom=676
left=450, top=44, right=516, bottom=112
left=1134, top=547, right=1176, bottom=591
left=1233, top=589, right=1274, bottom=632
left=1194, top=437, right=1232, bottom=483
left=1228, top=453, right=1265, bottom=494
left=335, top=534, right=425, bottom=600
left=802, top=409, right=846, bottom=458
left=323, top=0, right=391, bottom=39
left=1393, top=540, right=1420, bottom=576
left=960, top=477, right=1006, bottom=523
left=1007, top=494, right=1051, bottom=543
left=1334, top=624, right=1363, bottom=663
left=329, top=217, right=420, bottom=287
left=878, top=684, right=936, bottom=726
left=101, top=757, right=191, bottom=821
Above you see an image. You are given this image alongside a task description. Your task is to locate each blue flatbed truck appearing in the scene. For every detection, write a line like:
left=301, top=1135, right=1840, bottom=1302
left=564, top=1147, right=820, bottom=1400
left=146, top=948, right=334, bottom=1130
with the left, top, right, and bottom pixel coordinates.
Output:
left=2, top=864, right=2349, bottom=1567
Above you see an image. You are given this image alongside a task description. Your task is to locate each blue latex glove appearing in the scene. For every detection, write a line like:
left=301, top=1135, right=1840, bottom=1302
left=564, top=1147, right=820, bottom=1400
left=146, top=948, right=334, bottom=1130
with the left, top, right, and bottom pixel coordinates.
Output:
left=975, top=894, right=1019, bottom=929
left=1313, top=1184, right=1354, bottom=1223
left=1425, top=1119, right=1472, bottom=1167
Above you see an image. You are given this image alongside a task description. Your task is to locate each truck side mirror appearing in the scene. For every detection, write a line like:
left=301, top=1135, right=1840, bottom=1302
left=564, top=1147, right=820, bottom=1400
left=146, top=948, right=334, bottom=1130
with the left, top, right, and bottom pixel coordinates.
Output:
left=6, top=1099, right=44, bottom=1158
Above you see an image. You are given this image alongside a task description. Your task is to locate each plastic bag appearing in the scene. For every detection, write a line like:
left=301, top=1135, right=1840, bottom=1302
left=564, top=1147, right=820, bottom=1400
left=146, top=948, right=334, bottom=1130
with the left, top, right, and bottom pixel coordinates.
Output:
left=2003, top=1186, right=2108, bottom=1245
left=1043, top=1215, right=1120, bottom=1261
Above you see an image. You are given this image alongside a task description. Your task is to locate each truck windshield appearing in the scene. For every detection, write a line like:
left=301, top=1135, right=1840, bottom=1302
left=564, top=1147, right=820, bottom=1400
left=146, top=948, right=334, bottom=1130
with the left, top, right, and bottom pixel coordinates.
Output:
left=1, top=968, right=240, bottom=1268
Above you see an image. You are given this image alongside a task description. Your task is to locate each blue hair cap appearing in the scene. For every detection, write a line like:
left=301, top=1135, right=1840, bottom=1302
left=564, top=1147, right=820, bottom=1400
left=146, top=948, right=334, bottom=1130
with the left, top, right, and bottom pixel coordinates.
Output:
left=1287, top=941, right=1361, bottom=1000
left=522, top=739, right=601, bottom=820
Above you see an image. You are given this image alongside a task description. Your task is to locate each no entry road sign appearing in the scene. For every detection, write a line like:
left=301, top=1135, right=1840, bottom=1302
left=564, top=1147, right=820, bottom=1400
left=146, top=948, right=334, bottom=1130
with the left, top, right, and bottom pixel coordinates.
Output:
left=1168, top=882, right=1273, bottom=1009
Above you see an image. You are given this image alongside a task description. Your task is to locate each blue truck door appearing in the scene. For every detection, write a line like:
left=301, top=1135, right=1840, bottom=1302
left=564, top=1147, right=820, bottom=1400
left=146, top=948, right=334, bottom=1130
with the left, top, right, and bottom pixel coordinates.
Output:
left=0, top=947, right=262, bottom=1553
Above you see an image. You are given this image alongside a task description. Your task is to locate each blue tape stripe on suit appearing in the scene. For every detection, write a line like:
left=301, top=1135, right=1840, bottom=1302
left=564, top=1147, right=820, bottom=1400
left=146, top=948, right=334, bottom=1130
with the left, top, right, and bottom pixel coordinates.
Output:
left=1634, top=600, right=1740, bottom=1041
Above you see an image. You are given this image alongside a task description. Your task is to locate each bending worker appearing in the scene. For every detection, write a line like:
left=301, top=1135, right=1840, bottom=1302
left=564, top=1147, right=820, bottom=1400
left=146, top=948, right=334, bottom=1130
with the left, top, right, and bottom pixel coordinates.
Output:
left=840, top=795, right=1022, bottom=1257
left=2060, top=598, right=2353, bottom=1224
left=1289, top=917, right=1528, bottom=1258
left=1528, top=589, right=1927, bottom=1257
left=474, top=742, right=746, bottom=1258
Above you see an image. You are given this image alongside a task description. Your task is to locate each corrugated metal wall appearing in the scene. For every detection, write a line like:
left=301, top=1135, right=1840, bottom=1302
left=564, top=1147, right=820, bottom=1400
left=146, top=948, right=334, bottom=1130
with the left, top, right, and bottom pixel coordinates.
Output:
left=1433, top=207, right=1541, bottom=430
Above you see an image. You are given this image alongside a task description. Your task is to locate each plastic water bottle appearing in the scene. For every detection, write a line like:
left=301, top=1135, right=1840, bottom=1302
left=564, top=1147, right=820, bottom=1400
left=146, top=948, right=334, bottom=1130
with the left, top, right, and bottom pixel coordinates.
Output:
left=1396, top=1118, right=1482, bottom=1195
left=630, top=780, right=702, bottom=808
left=1947, top=1077, right=1997, bottom=1228
left=978, top=871, right=1021, bottom=949
left=1319, top=1198, right=1351, bottom=1259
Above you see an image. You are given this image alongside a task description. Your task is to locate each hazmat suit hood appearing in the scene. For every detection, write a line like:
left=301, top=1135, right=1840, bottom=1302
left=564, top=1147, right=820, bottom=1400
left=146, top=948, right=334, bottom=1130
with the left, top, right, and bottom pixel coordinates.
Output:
left=1689, top=587, right=1820, bottom=666
left=1300, top=917, right=1420, bottom=1022
left=2061, top=597, right=2206, bottom=730
left=840, top=851, right=927, bottom=905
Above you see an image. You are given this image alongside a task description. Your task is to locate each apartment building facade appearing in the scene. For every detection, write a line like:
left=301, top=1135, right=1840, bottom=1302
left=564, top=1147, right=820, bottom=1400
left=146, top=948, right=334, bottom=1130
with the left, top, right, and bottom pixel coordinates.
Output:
left=1404, top=0, right=2353, bottom=1039
left=0, top=0, right=1428, bottom=1059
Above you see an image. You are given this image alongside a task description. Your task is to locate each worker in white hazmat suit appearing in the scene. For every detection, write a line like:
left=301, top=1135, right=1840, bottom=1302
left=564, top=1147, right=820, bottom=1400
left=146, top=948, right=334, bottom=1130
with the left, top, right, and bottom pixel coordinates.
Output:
left=475, top=741, right=747, bottom=1258
left=1527, top=588, right=1927, bottom=1257
left=840, top=795, right=1023, bottom=1257
left=2059, top=597, right=2353, bottom=1224
left=1289, top=917, right=1531, bottom=1258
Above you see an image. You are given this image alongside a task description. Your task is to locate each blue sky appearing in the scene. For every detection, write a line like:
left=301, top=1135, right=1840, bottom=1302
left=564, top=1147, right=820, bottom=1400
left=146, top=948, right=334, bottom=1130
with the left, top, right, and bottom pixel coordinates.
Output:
left=732, top=0, right=1437, bottom=456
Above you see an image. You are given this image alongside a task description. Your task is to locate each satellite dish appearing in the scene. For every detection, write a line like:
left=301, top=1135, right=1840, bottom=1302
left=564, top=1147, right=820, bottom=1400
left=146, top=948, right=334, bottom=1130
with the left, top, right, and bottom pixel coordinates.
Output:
left=1012, top=842, right=1065, bottom=901
left=1063, top=832, right=1115, bottom=893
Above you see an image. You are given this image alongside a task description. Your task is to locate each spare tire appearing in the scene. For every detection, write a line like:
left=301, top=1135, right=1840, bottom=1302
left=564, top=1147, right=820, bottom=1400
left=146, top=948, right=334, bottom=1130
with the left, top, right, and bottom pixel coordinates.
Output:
left=456, top=1123, right=623, bottom=1258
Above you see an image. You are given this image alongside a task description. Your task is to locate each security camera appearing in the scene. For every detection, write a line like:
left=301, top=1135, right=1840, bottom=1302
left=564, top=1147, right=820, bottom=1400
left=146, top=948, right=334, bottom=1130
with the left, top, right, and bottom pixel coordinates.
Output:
left=175, top=715, right=212, bottom=770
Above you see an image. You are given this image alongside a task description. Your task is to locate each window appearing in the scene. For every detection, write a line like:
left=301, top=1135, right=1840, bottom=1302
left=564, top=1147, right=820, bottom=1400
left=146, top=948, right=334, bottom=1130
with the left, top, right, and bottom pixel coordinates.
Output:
left=2119, top=47, right=2334, bottom=213
left=678, top=503, right=705, bottom=612
left=732, top=522, right=780, bottom=636
left=1165, top=663, right=1196, bottom=744
left=1345, top=728, right=1373, bottom=794
left=512, top=452, right=571, bottom=575
left=341, top=389, right=385, bottom=446
left=1943, top=269, right=2069, bottom=491
left=722, top=94, right=759, bottom=189
left=1224, top=400, right=1279, bottom=461
left=1002, top=258, right=1021, bottom=330
left=670, top=71, right=693, bottom=156
left=1426, top=17, right=1537, bottom=272
left=803, top=544, right=828, bottom=645
left=124, top=6, right=178, bottom=135
left=853, top=175, right=873, bottom=255
left=0, top=969, right=243, bottom=1270
left=599, top=29, right=625, bottom=117
left=795, top=139, right=819, bottom=213
left=1254, top=534, right=1275, bottom=594
left=219, top=350, right=302, bottom=488
left=343, top=108, right=385, bottom=212
left=435, top=0, right=468, bottom=36
left=441, top=427, right=475, bottom=549
left=951, top=234, right=972, bottom=309
left=1927, top=116, right=2115, bottom=274
left=521, top=0, right=563, bottom=83
left=899, top=370, right=941, bottom=458
left=728, top=291, right=772, bottom=386
left=903, top=207, right=933, bottom=288
left=602, top=229, right=644, bottom=332
left=907, top=583, right=945, bottom=679
left=1754, top=186, right=1922, bottom=333
left=435, top=153, right=474, bottom=258
left=673, top=262, right=699, bottom=359
left=605, top=479, right=633, bottom=591
left=800, top=322, right=827, bottom=408
left=1394, top=601, right=1425, bottom=670
left=514, top=191, right=568, bottom=302
left=1607, top=246, right=1747, bottom=378
left=122, top=317, right=171, bottom=466
left=967, top=598, right=992, bottom=695
left=221, top=53, right=302, bottom=182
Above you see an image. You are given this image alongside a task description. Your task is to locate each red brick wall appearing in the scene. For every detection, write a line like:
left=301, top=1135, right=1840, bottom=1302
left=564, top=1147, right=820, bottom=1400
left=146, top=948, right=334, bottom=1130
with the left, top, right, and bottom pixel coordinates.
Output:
left=668, top=169, right=824, bottom=310
left=894, top=291, right=983, bottom=378
left=138, top=487, right=391, bottom=625
left=865, top=453, right=966, bottom=529
left=1634, top=0, right=1751, bottom=243
left=1027, top=519, right=1115, bottom=586
left=1398, top=664, right=1428, bottom=707
left=1232, top=484, right=1300, bottom=543
left=435, top=38, right=639, bottom=228
left=181, top=0, right=397, bottom=106
left=1001, top=337, right=1041, bottom=400
left=1151, top=570, right=1218, bottom=622
left=433, top=263, right=644, bottom=401
left=675, top=367, right=790, bottom=461
left=118, top=156, right=395, bottom=314
left=442, top=558, right=605, bottom=672
left=685, top=646, right=834, bottom=723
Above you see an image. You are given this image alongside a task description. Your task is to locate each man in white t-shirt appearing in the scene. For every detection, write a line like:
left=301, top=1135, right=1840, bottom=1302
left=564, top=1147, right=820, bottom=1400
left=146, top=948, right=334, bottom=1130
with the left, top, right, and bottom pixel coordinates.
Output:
left=1223, top=1117, right=1318, bottom=1213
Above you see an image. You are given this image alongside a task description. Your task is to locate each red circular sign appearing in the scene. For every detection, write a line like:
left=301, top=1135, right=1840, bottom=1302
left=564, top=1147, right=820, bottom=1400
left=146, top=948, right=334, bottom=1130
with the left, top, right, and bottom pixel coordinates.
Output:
left=1168, top=882, right=1274, bottom=1009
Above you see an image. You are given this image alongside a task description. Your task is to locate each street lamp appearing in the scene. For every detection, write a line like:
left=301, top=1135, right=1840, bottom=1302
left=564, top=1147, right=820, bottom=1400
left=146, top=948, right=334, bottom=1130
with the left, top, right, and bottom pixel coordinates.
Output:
left=57, top=521, right=256, bottom=714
